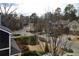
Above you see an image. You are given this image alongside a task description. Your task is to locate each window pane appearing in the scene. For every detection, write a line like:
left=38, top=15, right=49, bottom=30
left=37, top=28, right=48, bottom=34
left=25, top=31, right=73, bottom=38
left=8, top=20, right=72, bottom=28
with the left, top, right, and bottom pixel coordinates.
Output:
left=0, top=30, right=9, bottom=49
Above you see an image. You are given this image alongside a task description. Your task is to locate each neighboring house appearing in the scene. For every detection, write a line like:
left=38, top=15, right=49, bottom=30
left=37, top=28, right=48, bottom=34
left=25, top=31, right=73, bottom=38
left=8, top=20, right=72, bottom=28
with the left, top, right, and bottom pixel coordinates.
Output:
left=50, top=20, right=69, bottom=28
left=68, top=20, right=79, bottom=32
left=0, top=14, right=21, bottom=56
left=26, top=23, right=34, bottom=32
left=48, top=20, right=69, bottom=34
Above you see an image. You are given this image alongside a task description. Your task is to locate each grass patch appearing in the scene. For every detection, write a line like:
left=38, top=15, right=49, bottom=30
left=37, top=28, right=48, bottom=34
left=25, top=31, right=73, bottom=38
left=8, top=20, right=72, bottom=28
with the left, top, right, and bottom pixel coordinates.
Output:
left=22, top=51, right=45, bottom=56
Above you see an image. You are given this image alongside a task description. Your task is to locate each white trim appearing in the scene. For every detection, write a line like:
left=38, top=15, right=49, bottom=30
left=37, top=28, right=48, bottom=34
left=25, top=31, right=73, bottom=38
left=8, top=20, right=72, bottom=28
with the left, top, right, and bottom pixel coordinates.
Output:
left=9, top=34, right=11, bottom=56
left=10, top=53, right=22, bottom=56
left=0, top=47, right=9, bottom=51
left=0, top=28, right=11, bottom=34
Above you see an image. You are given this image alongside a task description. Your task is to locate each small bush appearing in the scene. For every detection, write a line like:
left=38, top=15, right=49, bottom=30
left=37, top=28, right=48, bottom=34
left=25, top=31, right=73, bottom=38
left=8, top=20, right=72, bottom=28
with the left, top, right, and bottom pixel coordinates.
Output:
left=77, top=38, right=79, bottom=40
left=67, top=49, right=73, bottom=53
left=45, top=43, right=49, bottom=53
left=64, top=48, right=73, bottom=53
left=68, top=38, right=71, bottom=41
left=22, top=45, right=29, bottom=51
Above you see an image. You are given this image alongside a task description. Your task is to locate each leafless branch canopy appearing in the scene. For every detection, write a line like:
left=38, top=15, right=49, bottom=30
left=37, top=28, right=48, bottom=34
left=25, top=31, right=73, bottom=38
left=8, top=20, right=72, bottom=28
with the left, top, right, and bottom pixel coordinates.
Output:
left=0, top=3, right=17, bottom=14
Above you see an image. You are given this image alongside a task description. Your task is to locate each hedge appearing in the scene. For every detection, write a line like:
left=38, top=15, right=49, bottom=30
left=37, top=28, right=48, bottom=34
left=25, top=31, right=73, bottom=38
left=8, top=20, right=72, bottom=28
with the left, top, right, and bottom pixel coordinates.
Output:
left=15, top=35, right=39, bottom=45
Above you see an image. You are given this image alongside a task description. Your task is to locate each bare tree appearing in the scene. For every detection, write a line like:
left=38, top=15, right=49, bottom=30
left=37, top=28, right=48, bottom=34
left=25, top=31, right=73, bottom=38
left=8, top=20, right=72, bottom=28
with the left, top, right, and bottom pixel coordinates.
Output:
left=0, top=3, right=17, bottom=14
left=54, top=7, right=61, bottom=21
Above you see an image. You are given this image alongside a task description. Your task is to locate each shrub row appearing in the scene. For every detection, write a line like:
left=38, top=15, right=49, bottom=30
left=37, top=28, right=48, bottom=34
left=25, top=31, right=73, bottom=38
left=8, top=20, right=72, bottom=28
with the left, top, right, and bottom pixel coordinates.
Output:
left=15, top=35, right=39, bottom=45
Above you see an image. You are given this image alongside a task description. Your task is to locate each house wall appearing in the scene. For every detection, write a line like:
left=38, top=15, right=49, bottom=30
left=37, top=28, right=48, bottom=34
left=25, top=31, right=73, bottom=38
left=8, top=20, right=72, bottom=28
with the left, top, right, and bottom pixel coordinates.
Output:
left=69, top=24, right=79, bottom=31
left=68, top=21, right=79, bottom=32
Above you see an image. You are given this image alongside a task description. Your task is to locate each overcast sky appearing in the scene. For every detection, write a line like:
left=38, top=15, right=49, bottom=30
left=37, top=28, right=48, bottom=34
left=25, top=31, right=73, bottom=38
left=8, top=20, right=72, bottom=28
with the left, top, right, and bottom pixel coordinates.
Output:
left=0, top=0, right=79, bottom=16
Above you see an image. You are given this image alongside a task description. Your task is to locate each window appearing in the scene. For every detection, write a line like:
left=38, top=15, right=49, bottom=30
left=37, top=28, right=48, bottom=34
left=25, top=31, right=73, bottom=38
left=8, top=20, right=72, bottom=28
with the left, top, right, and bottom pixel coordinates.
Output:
left=0, top=30, right=9, bottom=49
left=72, top=25, right=77, bottom=29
